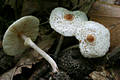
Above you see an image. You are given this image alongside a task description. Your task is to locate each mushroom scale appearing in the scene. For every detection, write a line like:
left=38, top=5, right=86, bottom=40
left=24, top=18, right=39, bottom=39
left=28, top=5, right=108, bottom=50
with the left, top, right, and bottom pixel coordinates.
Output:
left=75, top=21, right=110, bottom=58
left=49, top=7, right=88, bottom=36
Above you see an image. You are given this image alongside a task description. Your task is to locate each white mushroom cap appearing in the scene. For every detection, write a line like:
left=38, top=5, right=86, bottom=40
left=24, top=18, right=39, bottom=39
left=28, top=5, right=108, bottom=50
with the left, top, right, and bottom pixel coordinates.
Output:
left=75, top=21, right=110, bottom=58
left=2, top=16, right=39, bottom=56
left=49, top=7, right=88, bottom=36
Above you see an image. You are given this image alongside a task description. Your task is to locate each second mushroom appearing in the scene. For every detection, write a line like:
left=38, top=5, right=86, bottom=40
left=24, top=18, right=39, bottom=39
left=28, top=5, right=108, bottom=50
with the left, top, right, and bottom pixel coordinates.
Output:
left=75, top=21, right=110, bottom=58
left=49, top=7, right=88, bottom=36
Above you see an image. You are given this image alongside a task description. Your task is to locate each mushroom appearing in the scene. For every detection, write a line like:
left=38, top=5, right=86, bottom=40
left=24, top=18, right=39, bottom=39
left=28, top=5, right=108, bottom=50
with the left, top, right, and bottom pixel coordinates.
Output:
left=49, top=7, right=88, bottom=60
left=2, top=16, right=58, bottom=73
left=75, top=21, right=110, bottom=58
left=49, top=7, right=88, bottom=36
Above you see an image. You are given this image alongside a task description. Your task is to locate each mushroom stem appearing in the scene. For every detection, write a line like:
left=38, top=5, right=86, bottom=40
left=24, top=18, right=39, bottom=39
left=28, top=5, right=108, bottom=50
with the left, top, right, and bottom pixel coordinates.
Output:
left=54, top=35, right=64, bottom=61
left=21, top=34, right=59, bottom=73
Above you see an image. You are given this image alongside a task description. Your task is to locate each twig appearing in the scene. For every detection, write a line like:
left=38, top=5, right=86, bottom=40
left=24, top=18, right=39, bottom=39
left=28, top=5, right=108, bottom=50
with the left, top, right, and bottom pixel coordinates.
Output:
left=39, top=21, right=49, bottom=26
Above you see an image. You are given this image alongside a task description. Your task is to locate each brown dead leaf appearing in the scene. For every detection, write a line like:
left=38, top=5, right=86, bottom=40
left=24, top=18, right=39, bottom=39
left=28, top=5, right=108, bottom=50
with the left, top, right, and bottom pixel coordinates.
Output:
left=0, top=68, right=16, bottom=80
left=88, top=1, right=120, bottom=51
left=0, top=52, right=41, bottom=80
left=89, top=68, right=112, bottom=80
left=0, top=52, right=42, bottom=80
left=0, top=63, right=32, bottom=80
left=89, top=1, right=120, bottom=17
left=98, top=0, right=115, bottom=4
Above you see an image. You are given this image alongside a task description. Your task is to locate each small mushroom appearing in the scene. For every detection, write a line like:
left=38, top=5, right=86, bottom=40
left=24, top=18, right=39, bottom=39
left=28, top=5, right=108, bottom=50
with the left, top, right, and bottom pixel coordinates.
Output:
left=2, top=16, right=58, bottom=73
left=75, top=21, right=110, bottom=58
left=49, top=7, right=88, bottom=36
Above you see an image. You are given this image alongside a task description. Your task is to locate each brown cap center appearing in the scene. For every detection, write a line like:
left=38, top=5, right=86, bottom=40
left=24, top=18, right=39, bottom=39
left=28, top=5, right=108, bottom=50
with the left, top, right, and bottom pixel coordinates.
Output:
left=86, top=34, right=95, bottom=43
left=64, top=14, right=74, bottom=21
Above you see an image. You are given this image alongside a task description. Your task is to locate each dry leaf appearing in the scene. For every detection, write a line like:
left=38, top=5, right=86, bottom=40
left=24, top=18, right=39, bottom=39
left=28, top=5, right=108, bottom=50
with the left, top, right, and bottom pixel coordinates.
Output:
left=0, top=62, right=32, bottom=80
left=88, top=1, right=120, bottom=50
left=89, top=1, right=120, bottom=17
left=0, top=53, right=40, bottom=80
left=98, top=0, right=115, bottom=4
left=0, top=68, right=16, bottom=80
left=89, top=69, right=112, bottom=80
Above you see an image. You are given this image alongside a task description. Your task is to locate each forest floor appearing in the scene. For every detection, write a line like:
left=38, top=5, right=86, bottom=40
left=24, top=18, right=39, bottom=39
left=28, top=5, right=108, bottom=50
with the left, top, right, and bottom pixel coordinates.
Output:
left=0, top=0, right=120, bottom=80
